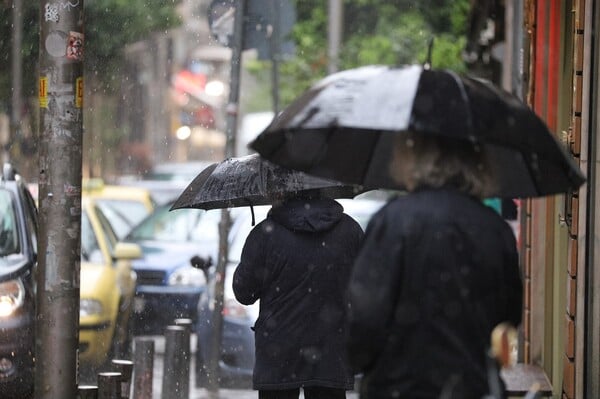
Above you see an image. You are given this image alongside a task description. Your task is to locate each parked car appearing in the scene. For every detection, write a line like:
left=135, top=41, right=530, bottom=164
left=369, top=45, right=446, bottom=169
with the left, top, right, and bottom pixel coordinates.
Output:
left=194, top=197, right=386, bottom=388
left=83, top=179, right=156, bottom=239
left=0, top=164, right=38, bottom=398
left=79, top=196, right=142, bottom=368
left=123, top=203, right=241, bottom=335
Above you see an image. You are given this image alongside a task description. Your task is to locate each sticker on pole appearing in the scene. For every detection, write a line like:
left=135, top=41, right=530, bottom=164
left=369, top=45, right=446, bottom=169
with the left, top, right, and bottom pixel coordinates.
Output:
left=75, top=77, right=83, bottom=108
left=67, top=31, right=84, bottom=61
left=39, top=77, right=48, bottom=108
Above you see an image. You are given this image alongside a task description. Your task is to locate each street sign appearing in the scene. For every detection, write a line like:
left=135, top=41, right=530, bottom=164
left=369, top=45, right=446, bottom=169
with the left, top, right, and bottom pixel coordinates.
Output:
left=208, top=0, right=295, bottom=60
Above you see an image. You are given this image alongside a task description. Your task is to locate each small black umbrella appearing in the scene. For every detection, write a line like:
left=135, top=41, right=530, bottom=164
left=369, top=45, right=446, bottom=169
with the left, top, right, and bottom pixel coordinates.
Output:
left=250, top=64, right=585, bottom=198
left=170, top=154, right=362, bottom=213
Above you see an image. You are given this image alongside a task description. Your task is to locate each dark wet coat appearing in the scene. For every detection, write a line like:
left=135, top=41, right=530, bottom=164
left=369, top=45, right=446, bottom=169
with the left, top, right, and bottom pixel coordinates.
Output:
left=346, top=189, right=523, bottom=399
left=233, top=198, right=364, bottom=391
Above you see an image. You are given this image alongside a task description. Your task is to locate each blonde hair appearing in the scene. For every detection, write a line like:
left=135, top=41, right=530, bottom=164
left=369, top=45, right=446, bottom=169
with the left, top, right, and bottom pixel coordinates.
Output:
left=389, top=132, right=495, bottom=199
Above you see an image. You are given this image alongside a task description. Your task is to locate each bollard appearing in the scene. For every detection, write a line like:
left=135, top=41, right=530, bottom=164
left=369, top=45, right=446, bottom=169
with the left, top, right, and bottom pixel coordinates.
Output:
left=78, top=385, right=99, bottom=399
left=132, top=338, right=155, bottom=399
left=174, top=318, right=193, bottom=397
left=112, top=359, right=134, bottom=398
left=98, top=372, right=122, bottom=399
left=174, top=318, right=193, bottom=330
left=162, top=325, right=190, bottom=399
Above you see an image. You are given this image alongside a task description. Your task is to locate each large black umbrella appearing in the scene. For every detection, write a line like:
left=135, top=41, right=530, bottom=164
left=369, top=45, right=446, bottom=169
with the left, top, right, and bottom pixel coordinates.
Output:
left=170, top=154, right=362, bottom=211
left=250, top=64, right=585, bottom=198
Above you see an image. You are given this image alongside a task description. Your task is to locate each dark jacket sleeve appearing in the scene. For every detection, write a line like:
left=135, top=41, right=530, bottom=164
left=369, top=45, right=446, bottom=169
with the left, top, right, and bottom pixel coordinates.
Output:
left=232, top=224, right=268, bottom=305
left=345, top=209, right=404, bottom=373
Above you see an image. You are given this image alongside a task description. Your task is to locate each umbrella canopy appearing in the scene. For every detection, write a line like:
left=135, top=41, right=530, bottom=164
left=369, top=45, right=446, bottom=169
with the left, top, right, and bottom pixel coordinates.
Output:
left=170, top=154, right=362, bottom=211
left=250, top=64, right=585, bottom=198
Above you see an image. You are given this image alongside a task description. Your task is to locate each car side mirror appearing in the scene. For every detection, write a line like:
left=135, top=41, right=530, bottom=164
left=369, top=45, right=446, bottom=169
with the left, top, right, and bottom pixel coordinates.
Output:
left=190, top=255, right=211, bottom=271
left=113, top=242, right=143, bottom=261
left=190, top=255, right=211, bottom=281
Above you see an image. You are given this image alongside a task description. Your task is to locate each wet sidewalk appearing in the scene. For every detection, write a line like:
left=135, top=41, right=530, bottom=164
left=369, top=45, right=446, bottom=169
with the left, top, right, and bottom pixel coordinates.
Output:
left=147, top=334, right=358, bottom=399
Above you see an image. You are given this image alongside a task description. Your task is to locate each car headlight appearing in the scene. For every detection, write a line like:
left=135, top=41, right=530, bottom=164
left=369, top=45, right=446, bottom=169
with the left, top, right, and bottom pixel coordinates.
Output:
left=0, top=279, right=25, bottom=317
left=80, top=299, right=103, bottom=317
left=168, top=266, right=206, bottom=286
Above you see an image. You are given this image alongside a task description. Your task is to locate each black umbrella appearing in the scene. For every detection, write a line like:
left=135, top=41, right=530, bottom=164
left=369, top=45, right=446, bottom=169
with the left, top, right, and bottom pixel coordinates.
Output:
left=170, top=154, right=362, bottom=212
left=250, top=64, right=585, bottom=198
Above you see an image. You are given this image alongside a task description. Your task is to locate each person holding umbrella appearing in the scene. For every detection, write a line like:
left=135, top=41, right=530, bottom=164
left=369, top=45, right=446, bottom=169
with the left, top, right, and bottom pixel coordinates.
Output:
left=344, top=132, right=523, bottom=399
left=232, top=192, right=364, bottom=399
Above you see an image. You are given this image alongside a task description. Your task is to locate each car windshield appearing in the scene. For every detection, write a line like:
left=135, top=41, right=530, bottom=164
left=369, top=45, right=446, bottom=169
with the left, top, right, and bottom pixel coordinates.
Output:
left=95, top=199, right=150, bottom=227
left=94, top=199, right=150, bottom=239
left=144, top=162, right=212, bottom=182
left=81, top=210, right=104, bottom=264
left=0, top=189, right=20, bottom=258
left=126, top=204, right=220, bottom=243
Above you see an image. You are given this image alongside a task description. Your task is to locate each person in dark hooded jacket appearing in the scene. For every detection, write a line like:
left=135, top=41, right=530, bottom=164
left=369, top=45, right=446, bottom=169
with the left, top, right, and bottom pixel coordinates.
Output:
left=233, top=195, right=364, bottom=399
left=345, top=133, right=523, bottom=399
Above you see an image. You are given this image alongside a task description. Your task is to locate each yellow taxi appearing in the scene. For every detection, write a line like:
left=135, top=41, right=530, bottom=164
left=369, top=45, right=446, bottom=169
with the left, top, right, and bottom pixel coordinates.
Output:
left=79, top=195, right=142, bottom=368
left=82, top=179, right=155, bottom=238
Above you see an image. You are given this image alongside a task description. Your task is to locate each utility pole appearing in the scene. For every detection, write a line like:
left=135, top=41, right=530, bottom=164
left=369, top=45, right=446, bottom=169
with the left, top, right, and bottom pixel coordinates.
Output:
left=36, top=2, right=84, bottom=398
left=206, top=1, right=245, bottom=398
left=9, top=0, right=23, bottom=164
left=269, top=0, right=281, bottom=114
left=327, top=0, right=343, bottom=74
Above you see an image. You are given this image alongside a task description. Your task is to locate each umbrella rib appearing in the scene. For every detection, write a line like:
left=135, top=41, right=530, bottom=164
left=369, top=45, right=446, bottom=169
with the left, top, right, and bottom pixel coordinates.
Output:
left=448, top=70, right=474, bottom=139
left=360, top=129, right=386, bottom=188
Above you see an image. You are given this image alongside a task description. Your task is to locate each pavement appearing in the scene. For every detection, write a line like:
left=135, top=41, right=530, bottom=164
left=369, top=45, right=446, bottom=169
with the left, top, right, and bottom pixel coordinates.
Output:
left=142, top=335, right=358, bottom=399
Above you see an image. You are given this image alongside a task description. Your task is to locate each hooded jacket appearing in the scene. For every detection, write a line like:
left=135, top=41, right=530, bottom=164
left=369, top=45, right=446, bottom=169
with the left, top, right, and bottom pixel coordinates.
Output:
left=233, top=198, right=364, bottom=391
left=345, top=189, right=523, bottom=399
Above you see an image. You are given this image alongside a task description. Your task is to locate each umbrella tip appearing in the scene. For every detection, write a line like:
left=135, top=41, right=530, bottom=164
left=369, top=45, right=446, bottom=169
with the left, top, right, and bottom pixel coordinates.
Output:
left=423, top=37, right=434, bottom=70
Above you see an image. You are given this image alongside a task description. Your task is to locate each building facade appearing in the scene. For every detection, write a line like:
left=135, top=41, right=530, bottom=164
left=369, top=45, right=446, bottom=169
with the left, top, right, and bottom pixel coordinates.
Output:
left=495, top=1, right=598, bottom=397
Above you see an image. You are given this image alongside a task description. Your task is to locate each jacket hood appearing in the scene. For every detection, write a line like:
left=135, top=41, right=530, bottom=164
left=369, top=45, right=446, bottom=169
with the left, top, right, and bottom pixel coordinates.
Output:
left=269, top=198, right=343, bottom=233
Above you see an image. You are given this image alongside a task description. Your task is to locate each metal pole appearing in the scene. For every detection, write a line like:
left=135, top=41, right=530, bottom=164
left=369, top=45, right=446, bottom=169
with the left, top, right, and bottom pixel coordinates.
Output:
left=327, top=0, right=343, bottom=74
left=174, top=317, right=193, bottom=388
left=269, top=0, right=281, bottom=114
left=206, top=1, right=246, bottom=398
left=174, top=317, right=193, bottom=390
left=132, top=338, right=154, bottom=399
left=9, top=0, right=23, bottom=164
left=162, top=325, right=189, bottom=399
left=36, top=2, right=84, bottom=399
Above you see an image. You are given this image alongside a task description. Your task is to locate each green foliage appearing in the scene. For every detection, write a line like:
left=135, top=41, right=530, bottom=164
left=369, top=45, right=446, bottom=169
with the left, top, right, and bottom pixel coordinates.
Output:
left=0, top=1, right=39, bottom=112
left=85, top=0, right=181, bottom=92
left=251, top=0, right=471, bottom=108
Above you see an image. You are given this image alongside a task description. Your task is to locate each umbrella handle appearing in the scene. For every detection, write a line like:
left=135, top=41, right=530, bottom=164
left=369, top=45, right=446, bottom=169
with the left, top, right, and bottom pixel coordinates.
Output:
left=242, top=198, right=256, bottom=226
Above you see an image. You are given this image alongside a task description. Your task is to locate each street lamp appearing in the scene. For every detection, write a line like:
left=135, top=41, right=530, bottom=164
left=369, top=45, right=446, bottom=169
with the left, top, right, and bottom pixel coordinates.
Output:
left=205, top=79, right=226, bottom=97
left=176, top=125, right=192, bottom=141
